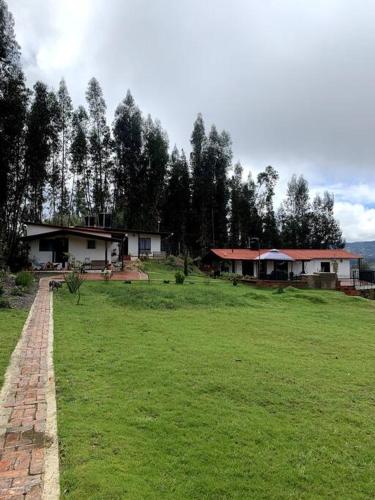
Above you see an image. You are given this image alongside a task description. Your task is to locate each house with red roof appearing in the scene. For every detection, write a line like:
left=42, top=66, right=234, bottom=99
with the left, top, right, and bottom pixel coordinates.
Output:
left=203, top=248, right=361, bottom=280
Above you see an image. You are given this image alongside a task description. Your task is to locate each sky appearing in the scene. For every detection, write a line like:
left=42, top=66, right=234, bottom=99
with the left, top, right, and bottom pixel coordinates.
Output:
left=7, top=0, right=375, bottom=242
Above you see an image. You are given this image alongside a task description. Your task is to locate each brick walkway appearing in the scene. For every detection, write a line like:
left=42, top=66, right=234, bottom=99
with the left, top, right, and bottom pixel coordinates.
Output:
left=0, top=279, right=58, bottom=499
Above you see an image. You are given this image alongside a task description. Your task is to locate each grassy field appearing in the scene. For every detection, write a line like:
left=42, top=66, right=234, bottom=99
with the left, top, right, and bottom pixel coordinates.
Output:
left=142, top=259, right=206, bottom=282
left=54, top=269, right=375, bottom=499
left=0, top=309, right=28, bottom=388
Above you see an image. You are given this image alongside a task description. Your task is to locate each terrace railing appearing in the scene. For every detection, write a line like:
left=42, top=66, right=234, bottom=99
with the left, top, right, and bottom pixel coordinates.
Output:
left=351, top=269, right=375, bottom=289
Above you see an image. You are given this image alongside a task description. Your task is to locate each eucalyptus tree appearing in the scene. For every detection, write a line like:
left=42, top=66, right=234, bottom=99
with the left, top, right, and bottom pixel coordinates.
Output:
left=24, top=82, right=53, bottom=221
left=56, top=78, right=73, bottom=223
left=0, top=0, right=28, bottom=263
left=70, top=105, right=91, bottom=216
left=257, top=165, right=279, bottom=247
left=113, top=90, right=143, bottom=227
left=162, top=146, right=191, bottom=253
left=86, top=77, right=112, bottom=213
left=278, top=174, right=311, bottom=248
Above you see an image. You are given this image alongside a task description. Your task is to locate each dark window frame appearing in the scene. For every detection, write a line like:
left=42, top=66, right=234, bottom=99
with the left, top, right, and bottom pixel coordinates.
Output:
left=321, top=261, right=331, bottom=272
left=87, top=239, right=96, bottom=249
left=139, top=237, right=151, bottom=252
left=39, top=239, right=54, bottom=252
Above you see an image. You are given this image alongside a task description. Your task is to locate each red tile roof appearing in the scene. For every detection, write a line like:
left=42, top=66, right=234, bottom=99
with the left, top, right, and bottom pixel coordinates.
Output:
left=210, top=248, right=361, bottom=261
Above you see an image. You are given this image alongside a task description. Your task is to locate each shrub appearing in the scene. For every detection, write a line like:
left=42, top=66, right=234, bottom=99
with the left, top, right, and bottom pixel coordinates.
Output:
left=0, top=298, right=11, bottom=308
left=175, top=271, right=185, bottom=284
left=0, top=284, right=3, bottom=296
left=64, top=272, right=84, bottom=304
left=10, top=286, right=24, bottom=296
left=167, top=255, right=178, bottom=267
left=15, top=271, right=33, bottom=288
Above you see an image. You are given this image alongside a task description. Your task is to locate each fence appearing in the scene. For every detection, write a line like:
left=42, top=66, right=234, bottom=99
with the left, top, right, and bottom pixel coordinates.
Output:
left=351, top=269, right=375, bottom=289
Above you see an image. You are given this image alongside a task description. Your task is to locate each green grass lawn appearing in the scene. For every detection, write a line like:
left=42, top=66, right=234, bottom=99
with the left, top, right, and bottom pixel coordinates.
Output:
left=0, top=309, right=28, bottom=388
left=142, top=259, right=206, bottom=283
left=54, top=276, right=375, bottom=499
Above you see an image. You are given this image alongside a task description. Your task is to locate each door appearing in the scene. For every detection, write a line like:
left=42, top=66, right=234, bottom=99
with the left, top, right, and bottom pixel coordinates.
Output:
left=259, top=260, right=267, bottom=279
left=242, top=261, right=254, bottom=277
left=53, top=238, right=69, bottom=266
left=274, top=261, right=288, bottom=280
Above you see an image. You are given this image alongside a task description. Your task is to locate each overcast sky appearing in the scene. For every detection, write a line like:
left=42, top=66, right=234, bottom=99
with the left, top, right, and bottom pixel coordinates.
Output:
left=7, top=0, right=375, bottom=241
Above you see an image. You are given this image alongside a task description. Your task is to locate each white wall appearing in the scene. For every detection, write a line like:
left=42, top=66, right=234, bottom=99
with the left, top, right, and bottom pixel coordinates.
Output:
left=29, top=240, right=52, bottom=263
left=127, top=233, right=161, bottom=257
left=128, top=234, right=139, bottom=256
left=27, top=224, right=60, bottom=236
left=28, top=236, right=118, bottom=264
left=304, top=259, right=351, bottom=278
left=224, top=259, right=352, bottom=279
left=68, top=236, right=110, bottom=262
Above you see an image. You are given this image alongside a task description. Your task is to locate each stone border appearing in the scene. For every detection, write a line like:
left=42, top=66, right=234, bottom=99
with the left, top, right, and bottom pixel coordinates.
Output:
left=42, top=292, right=60, bottom=499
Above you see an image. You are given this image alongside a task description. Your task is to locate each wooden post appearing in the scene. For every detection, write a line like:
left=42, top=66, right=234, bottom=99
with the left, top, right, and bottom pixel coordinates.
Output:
left=105, top=241, right=108, bottom=265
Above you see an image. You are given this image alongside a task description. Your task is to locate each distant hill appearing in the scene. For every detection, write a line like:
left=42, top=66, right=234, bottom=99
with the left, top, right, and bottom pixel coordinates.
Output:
left=346, top=241, right=375, bottom=267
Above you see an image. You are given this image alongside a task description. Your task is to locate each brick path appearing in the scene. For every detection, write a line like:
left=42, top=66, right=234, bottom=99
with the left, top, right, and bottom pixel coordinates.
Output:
left=0, top=279, right=58, bottom=499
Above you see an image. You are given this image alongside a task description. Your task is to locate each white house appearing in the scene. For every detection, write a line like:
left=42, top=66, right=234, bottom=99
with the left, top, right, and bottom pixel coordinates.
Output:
left=23, top=222, right=164, bottom=269
left=204, top=248, right=361, bottom=280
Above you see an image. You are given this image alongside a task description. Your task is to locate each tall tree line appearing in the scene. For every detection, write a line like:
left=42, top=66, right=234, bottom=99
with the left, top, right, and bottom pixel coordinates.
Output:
left=0, top=0, right=344, bottom=268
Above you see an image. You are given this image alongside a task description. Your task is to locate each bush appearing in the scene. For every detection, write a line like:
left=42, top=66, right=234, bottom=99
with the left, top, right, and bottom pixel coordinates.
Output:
left=0, top=284, right=3, bottom=296
left=0, top=298, right=11, bottom=308
left=10, top=286, right=24, bottom=296
left=64, top=272, right=84, bottom=304
left=232, top=276, right=239, bottom=286
left=167, top=255, right=179, bottom=268
left=175, top=271, right=185, bottom=284
left=15, top=271, right=33, bottom=288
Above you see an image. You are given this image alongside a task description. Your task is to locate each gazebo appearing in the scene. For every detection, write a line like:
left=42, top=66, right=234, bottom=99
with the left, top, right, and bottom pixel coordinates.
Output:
left=255, top=249, right=295, bottom=280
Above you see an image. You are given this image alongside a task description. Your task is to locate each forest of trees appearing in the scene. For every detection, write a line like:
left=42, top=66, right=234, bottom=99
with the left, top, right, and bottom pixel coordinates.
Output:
left=0, top=0, right=344, bottom=268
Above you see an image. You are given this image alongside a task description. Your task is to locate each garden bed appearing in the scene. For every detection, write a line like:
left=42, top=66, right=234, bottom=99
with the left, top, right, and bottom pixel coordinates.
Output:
left=1, top=272, right=38, bottom=309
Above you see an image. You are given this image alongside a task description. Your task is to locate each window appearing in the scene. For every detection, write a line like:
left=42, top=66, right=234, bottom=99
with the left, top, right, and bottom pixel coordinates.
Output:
left=321, top=262, right=331, bottom=272
left=139, top=237, right=151, bottom=252
left=39, top=239, right=54, bottom=252
left=87, top=239, right=96, bottom=249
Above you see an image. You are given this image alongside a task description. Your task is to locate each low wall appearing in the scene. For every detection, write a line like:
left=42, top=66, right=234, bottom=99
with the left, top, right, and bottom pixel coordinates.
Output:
left=306, top=273, right=337, bottom=290
left=241, top=279, right=308, bottom=289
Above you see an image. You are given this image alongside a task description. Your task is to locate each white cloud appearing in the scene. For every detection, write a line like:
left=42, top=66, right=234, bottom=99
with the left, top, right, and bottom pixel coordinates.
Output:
left=36, top=0, right=91, bottom=72
left=312, top=183, right=375, bottom=206
left=334, top=202, right=375, bottom=242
